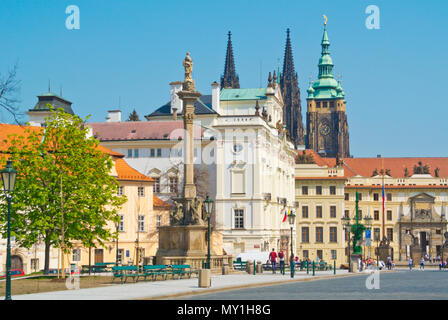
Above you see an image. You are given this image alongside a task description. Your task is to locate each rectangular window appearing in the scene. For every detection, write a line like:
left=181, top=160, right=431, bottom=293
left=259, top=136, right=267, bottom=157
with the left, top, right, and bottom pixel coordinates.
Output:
left=134, top=149, right=139, bottom=158
left=302, top=186, right=308, bottom=195
left=117, top=186, right=124, bottom=196
left=150, top=149, right=155, bottom=157
left=316, top=206, right=322, bottom=218
left=436, top=229, right=442, bottom=235
left=387, top=193, right=392, bottom=201
left=387, top=228, right=393, bottom=242
left=317, top=250, right=323, bottom=260
left=387, top=210, right=392, bottom=221
left=330, top=186, right=336, bottom=195
left=356, top=210, right=363, bottom=220
left=127, top=149, right=133, bottom=158
left=331, top=250, right=337, bottom=260
left=344, top=193, right=349, bottom=201
left=316, top=227, right=323, bottom=243
left=138, top=215, right=145, bottom=232
left=157, top=148, right=162, bottom=157
left=156, top=215, right=162, bottom=227
left=329, top=227, right=337, bottom=243
left=302, top=227, right=309, bottom=243
left=119, top=215, right=124, bottom=232
left=154, top=177, right=160, bottom=193
left=169, top=177, right=178, bottom=193
left=302, top=206, right=309, bottom=218
left=374, top=210, right=379, bottom=220
left=373, top=193, right=379, bottom=201
left=374, top=228, right=380, bottom=241
left=316, top=186, right=322, bottom=195
left=358, top=193, right=363, bottom=201
left=330, top=206, right=336, bottom=218
left=72, top=249, right=81, bottom=262
left=234, top=209, right=244, bottom=229
left=138, top=187, right=144, bottom=197
left=31, top=258, right=39, bottom=271
left=344, top=210, right=350, bottom=218
left=303, top=250, right=309, bottom=259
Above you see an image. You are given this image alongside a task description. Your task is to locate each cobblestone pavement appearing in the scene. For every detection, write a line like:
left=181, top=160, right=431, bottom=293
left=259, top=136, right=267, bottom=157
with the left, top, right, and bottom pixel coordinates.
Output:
left=180, top=269, right=448, bottom=300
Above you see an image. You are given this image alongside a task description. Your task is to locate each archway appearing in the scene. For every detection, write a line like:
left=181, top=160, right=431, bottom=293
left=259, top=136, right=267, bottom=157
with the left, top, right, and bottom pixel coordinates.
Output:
left=11, top=255, right=23, bottom=270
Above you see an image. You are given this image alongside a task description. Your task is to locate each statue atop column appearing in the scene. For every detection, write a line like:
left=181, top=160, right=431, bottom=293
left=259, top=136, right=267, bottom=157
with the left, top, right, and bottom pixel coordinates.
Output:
left=182, top=52, right=195, bottom=91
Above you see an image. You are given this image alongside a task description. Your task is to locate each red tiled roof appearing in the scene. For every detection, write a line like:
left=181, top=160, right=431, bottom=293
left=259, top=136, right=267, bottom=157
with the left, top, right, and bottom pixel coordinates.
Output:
left=88, top=121, right=205, bottom=141
left=114, top=158, right=154, bottom=182
left=153, top=195, right=171, bottom=208
left=339, top=157, right=448, bottom=178
left=297, top=149, right=448, bottom=179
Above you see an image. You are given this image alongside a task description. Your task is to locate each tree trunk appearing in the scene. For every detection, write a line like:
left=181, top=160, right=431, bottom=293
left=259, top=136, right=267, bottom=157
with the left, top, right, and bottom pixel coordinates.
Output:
left=44, top=239, right=51, bottom=274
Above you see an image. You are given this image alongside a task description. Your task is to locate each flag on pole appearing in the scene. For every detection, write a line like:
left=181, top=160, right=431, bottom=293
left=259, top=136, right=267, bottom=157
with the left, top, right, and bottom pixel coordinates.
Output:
left=282, top=210, right=288, bottom=223
left=382, top=180, right=386, bottom=213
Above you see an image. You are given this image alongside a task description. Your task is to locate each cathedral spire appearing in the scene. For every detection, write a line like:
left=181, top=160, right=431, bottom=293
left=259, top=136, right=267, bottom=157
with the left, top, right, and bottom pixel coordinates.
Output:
left=220, top=31, right=240, bottom=89
left=282, top=28, right=296, bottom=82
left=280, top=28, right=305, bottom=147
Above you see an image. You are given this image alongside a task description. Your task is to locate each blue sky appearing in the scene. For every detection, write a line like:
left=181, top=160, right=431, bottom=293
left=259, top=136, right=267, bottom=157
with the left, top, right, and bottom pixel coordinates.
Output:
left=0, top=0, right=446, bottom=157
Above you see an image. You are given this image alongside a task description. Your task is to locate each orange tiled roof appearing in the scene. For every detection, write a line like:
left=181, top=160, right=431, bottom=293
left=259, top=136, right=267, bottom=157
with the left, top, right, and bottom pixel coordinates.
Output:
left=339, top=157, right=448, bottom=178
left=297, top=149, right=448, bottom=179
left=153, top=195, right=171, bottom=208
left=114, top=158, right=154, bottom=182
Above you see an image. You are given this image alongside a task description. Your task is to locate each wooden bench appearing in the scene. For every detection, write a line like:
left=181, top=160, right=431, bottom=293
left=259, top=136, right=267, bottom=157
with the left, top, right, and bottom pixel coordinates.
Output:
left=169, top=265, right=199, bottom=279
left=141, top=265, right=170, bottom=281
left=112, top=266, right=140, bottom=283
left=233, top=261, right=248, bottom=271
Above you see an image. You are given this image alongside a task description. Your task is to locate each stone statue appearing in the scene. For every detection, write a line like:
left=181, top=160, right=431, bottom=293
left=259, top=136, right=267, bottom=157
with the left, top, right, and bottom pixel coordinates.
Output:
left=435, top=167, right=440, bottom=177
left=182, top=52, right=195, bottom=91
left=171, top=200, right=184, bottom=226
left=189, top=197, right=204, bottom=226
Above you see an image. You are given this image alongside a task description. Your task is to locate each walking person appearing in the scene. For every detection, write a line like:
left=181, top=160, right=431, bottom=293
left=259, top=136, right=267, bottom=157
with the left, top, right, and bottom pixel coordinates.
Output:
left=387, top=256, right=392, bottom=270
left=409, top=257, right=413, bottom=271
left=278, top=250, right=285, bottom=275
left=269, top=248, right=277, bottom=274
left=420, top=257, right=425, bottom=270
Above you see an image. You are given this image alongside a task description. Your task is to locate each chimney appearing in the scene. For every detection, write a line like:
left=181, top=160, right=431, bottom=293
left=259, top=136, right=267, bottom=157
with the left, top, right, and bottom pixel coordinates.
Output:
left=106, top=110, right=121, bottom=122
left=170, top=81, right=183, bottom=114
left=172, top=108, right=178, bottom=120
left=211, top=81, right=220, bottom=114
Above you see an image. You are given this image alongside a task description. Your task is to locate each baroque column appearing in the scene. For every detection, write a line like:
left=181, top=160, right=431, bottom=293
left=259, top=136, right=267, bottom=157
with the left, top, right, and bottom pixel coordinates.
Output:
left=177, top=52, right=202, bottom=200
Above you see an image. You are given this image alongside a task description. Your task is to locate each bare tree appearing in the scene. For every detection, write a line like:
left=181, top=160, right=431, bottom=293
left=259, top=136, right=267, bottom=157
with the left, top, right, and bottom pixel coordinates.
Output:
left=0, top=64, right=23, bottom=124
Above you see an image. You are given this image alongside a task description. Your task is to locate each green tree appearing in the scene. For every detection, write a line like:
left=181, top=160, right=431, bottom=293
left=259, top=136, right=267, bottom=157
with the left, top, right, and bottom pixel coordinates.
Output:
left=0, top=108, right=126, bottom=273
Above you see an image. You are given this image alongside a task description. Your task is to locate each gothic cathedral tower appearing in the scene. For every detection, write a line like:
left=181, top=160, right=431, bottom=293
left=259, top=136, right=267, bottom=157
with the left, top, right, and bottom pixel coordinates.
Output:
left=280, top=29, right=305, bottom=147
left=221, top=31, right=240, bottom=89
left=306, top=21, right=350, bottom=158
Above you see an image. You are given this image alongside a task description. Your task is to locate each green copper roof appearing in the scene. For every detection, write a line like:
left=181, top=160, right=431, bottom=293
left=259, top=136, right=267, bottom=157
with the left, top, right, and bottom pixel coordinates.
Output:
left=220, top=88, right=267, bottom=101
left=308, top=24, right=345, bottom=100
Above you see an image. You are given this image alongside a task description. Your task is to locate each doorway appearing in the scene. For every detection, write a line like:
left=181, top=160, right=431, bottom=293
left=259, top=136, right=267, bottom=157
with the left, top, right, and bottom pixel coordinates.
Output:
left=420, top=232, right=428, bottom=254
left=11, top=255, right=23, bottom=270
left=94, top=249, right=104, bottom=264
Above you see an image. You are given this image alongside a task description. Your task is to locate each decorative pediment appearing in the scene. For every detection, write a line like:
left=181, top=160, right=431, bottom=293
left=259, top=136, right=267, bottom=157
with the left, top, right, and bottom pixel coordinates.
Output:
left=410, top=192, right=435, bottom=204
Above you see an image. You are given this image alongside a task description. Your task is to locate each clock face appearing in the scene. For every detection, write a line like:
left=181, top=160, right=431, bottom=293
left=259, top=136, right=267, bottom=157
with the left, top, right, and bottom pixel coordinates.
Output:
left=320, top=124, right=330, bottom=136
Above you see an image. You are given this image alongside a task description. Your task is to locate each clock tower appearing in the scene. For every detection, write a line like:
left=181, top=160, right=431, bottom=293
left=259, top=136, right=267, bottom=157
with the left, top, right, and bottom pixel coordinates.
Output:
left=305, top=20, right=350, bottom=158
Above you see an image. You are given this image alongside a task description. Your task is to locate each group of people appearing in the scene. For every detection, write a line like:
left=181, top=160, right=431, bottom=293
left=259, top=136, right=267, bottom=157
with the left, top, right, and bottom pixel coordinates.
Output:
left=408, top=256, right=448, bottom=270
left=268, top=248, right=287, bottom=274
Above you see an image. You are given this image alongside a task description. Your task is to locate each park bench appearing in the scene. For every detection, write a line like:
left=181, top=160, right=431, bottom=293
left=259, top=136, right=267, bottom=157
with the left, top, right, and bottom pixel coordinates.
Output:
left=141, top=265, right=170, bottom=281
left=169, top=264, right=199, bottom=279
left=233, top=261, right=248, bottom=271
left=112, top=265, right=140, bottom=283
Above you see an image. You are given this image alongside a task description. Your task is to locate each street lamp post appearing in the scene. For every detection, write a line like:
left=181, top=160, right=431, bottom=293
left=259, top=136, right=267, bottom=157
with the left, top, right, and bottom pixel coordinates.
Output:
left=288, top=211, right=296, bottom=278
left=204, top=195, right=213, bottom=270
left=2, top=159, right=17, bottom=301
left=115, top=222, right=119, bottom=266
left=342, top=215, right=351, bottom=271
